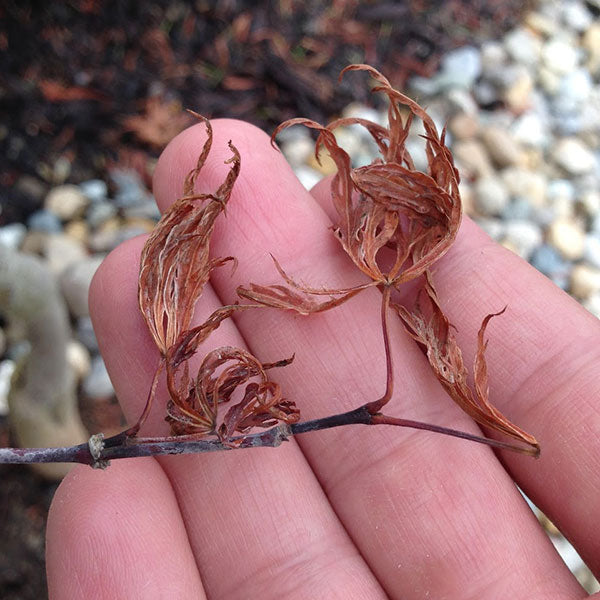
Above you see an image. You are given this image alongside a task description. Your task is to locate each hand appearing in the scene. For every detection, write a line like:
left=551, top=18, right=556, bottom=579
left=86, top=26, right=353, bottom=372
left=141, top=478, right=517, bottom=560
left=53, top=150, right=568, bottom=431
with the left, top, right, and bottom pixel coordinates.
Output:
left=46, top=120, right=600, bottom=599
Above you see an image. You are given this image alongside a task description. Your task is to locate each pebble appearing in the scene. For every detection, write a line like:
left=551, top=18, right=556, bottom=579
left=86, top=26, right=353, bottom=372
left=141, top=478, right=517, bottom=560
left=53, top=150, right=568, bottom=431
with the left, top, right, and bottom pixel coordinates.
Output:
left=0, top=223, right=27, bottom=250
left=503, top=66, right=534, bottom=113
left=0, top=359, right=15, bottom=417
left=110, top=169, right=151, bottom=208
left=583, top=22, right=600, bottom=73
left=503, top=220, right=543, bottom=260
left=294, top=165, right=322, bottom=190
left=27, top=209, right=62, bottom=233
left=504, top=28, right=542, bottom=68
left=542, top=38, right=580, bottom=75
left=477, top=218, right=505, bottom=241
left=15, top=175, right=46, bottom=202
left=583, top=292, right=600, bottom=318
left=44, top=233, right=88, bottom=275
left=82, top=355, right=114, bottom=400
left=79, top=179, right=108, bottom=203
left=281, top=136, right=314, bottom=168
left=481, top=127, right=523, bottom=168
left=76, top=316, right=99, bottom=353
left=530, top=244, right=572, bottom=277
left=583, top=234, right=600, bottom=268
left=86, top=200, right=118, bottom=229
left=501, top=167, right=547, bottom=208
left=511, top=111, right=549, bottom=148
left=0, top=327, right=5, bottom=357
left=44, top=184, right=89, bottom=221
left=547, top=218, right=586, bottom=260
left=60, top=256, right=104, bottom=318
left=570, top=263, right=600, bottom=298
left=438, top=45, right=482, bottom=89
left=473, top=175, right=510, bottom=216
left=64, top=220, right=89, bottom=244
left=66, top=339, right=91, bottom=380
left=449, top=113, right=480, bottom=140
left=561, top=1, right=593, bottom=32
left=552, top=138, right=596, bottom=175
left=453, top=140, right=493, bottom=178
left=307, top=149, right=338, bottom=176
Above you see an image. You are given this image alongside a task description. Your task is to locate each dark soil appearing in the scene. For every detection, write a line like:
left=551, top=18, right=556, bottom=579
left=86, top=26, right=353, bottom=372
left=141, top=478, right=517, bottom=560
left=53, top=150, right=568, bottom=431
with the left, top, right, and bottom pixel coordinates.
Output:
left=0, top=1, right=530, bottom=598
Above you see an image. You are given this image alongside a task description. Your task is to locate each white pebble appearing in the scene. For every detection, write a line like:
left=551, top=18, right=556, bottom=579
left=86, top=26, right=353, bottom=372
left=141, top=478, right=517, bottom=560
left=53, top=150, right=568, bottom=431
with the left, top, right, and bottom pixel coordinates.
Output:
left=83, top=355, right=114, bottom=400
left=281, top=136, right=314, bottom=169
left=0, top=360, right=15, bottom=417
left=66, top=340, right=91, bottom=381
left=542, top=39, right=580, bottom=75
left=547, top=218, right=585, bottom=260
left=44, top=184, right=89, bottom=221
left=0, top=223, right=27, bottom=250
left=294, top=166, right=322, bottom=190
left=552, top=138, right=597, bottom=175
left=504, top=28, right=542, bottom=67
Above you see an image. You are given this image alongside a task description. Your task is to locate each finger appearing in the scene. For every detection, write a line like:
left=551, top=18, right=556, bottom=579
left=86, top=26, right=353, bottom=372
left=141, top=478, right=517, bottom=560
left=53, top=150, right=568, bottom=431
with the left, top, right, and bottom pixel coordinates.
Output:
left=46, top=459, right=204, bottom=599
left=153, top=120, right=584, bottom=599
left=89, top=237, right=386, bottom=599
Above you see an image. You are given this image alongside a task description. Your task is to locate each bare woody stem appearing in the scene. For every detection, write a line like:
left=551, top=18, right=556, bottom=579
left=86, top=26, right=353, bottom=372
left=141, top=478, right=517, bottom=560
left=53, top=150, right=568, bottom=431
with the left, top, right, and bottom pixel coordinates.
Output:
left=0, top=403, right=539, bottom=468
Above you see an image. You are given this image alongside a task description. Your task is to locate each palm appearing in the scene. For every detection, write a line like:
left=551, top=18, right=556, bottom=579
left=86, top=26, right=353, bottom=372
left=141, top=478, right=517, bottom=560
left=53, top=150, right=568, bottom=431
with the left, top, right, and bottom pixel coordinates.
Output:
left=47, top=121, right=600, bottom=599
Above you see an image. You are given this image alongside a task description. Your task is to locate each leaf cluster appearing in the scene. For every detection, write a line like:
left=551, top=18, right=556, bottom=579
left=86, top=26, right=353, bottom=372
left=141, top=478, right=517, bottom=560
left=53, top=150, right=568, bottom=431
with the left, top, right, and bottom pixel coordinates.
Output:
left=135, top=67, right=539, bottom=457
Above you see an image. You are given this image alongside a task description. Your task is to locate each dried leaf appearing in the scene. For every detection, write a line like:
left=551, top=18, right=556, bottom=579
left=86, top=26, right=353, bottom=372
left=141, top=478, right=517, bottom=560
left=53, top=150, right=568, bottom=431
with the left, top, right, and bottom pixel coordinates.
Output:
left=392, top=280, right=539, bottom=452
left=136, top=115, right=300, bottom=439
left=138, top=117, right=240, bottom=355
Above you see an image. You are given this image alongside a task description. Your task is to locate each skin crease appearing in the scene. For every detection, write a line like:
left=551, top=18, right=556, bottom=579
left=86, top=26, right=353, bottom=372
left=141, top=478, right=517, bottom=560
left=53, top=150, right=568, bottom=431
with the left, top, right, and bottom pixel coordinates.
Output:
left=46, top=119, right=600, bottom=599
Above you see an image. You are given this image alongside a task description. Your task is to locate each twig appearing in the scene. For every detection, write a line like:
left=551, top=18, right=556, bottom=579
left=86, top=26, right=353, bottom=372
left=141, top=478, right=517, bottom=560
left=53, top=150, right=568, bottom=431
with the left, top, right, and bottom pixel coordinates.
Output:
left=0, top=404, right=538, bottom=469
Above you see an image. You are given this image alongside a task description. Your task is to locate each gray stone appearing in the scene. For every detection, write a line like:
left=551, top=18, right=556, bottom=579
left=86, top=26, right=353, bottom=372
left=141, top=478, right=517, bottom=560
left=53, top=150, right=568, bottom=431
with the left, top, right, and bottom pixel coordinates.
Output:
left=86, top=200, right=118, bottom=228
left=474, top=175, right=510, bottom=216
left=502, top=220, right=543, bottom=260
left=511, top=112, right=549, bottom=148
left=77, top=316, right=99, bottom=353
left=502, top=197, right=534, bottom=221
left=110, top=169, right=151, bottom=208
left=584, top=234, right=600, bottom=268
left=476, top=218, right=505, bottom=241
left=504, top=28, right=542, bottom=68
left=438, top=46, right=482, bottom=89
left=79, top=179, right=108, bottom=203
left=0, top=223, right=27, bottom=250
left=83, top=355, right=114, bottom=400
left=123, top=201, right=161, bottom=222
left=561, top=1, right=592, bottom=31
left=15, top=175, right=46, bottom=201
left=27, top=209, right=62, bottom=233
left=530, top=244, right=571, bottom=276
left=282, top=136, right=316, bottom=168
left=60, top=256, right=104, bottom=318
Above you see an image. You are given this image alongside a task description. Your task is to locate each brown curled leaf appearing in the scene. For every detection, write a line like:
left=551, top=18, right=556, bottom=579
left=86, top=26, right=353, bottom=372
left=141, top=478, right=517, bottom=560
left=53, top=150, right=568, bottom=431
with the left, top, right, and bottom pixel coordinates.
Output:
left=392, top=279, right=539, bottom=453
left=138, top=116, right=240, bottom=355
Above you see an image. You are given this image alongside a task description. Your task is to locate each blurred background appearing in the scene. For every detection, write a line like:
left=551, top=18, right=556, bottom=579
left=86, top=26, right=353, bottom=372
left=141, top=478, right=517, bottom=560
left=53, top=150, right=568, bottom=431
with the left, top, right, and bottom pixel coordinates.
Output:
left=1, top=0, right=599, bottom=596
